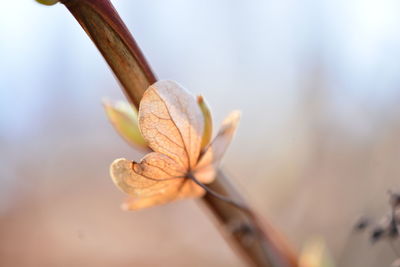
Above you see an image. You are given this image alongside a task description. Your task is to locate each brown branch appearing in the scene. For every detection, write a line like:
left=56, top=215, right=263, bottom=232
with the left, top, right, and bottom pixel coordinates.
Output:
left=60, top=0, right=298, bottom=266
left=61, top=0, right=156, bottom=108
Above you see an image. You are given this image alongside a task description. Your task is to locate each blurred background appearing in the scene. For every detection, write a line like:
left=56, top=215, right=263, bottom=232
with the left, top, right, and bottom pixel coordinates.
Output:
left=1, top=0, right=400, bottom=266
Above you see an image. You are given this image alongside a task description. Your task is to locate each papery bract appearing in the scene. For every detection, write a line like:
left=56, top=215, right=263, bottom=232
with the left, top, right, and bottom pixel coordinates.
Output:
left=110, top=80, right=240, bottom=210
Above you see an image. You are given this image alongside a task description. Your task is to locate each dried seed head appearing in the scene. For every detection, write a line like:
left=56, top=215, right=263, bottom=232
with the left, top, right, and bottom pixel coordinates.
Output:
left=368, top=212, right=398, bottom=243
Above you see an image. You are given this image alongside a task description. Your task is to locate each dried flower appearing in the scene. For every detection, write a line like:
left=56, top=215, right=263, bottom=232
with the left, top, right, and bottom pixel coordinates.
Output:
left=109, top=80, right=240, bottom=210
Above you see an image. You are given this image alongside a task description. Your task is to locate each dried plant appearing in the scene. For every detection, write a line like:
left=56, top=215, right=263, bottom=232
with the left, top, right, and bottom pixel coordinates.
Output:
left=109, top=80, right=241, bottom=210
left=356, top=191, right=400, bottom=266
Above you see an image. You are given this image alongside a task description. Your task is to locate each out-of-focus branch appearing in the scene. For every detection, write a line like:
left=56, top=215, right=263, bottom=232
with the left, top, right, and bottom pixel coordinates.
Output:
left=59, top=0, right=298, bottom=266
left=61, top=0, right=156, bottom=108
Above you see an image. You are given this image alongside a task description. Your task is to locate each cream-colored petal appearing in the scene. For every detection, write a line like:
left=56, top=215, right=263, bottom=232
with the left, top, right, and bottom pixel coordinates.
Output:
left=110, top=153, right=185, bottom=197
left=194, top=111, right=240, bottom=183
left=121, top=179, right=205, bottom=210
left=139, top=80, right=204, bottom=169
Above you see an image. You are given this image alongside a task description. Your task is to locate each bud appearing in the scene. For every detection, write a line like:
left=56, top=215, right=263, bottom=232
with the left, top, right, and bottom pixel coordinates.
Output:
left=197, top=95, right=213, bottom=150
left=103, top=100, right=147, bottom=149
left=36, top=0, right=60, bottom=6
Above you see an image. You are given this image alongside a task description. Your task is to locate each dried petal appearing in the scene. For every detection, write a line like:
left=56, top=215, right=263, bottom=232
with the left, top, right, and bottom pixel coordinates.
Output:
left=110, top=155, right=204, bottom=210
left=195, top=111, right=240, bottom=183
left=121, top=181, right=205, bottom=210
left=110, top=154, right=184, bottom=197
left=139, top=80, right=204, bottom=169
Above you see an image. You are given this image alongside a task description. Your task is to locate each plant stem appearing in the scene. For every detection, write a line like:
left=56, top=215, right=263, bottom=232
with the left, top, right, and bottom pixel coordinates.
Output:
left=60, top=0, right=298, bottom=266
left=61, top=0, right=156, bottom=108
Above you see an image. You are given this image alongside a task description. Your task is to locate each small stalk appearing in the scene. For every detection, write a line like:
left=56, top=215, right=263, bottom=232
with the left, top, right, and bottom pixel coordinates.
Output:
left=58, top=0, right=298, bottom=266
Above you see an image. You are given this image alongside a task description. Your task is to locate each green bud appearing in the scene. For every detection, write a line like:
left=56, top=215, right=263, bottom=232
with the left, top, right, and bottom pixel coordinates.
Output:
left=103, top=100, right=147, bottom=149
left=197, top=95, right=213, bottom=149
left=35, top=0, right=59, bottom=6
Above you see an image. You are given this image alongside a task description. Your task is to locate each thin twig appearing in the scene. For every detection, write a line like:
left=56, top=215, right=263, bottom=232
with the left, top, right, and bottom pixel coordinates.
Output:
left=187, top=172, right=252, bottom=216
